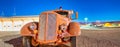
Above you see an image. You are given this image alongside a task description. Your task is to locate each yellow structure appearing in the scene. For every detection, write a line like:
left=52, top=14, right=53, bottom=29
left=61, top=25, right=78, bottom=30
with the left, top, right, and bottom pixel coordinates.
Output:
left=0, top=16, right=39, bottom=31
left=103, top=22, right=112, bottom=27
left=119, top=24, right=120, bottom=26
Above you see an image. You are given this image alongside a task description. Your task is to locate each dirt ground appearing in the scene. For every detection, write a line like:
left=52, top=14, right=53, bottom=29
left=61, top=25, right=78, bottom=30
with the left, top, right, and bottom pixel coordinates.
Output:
left=0, top=28, right=120, bottom=47
left=79, top=29, right=120, bottom=47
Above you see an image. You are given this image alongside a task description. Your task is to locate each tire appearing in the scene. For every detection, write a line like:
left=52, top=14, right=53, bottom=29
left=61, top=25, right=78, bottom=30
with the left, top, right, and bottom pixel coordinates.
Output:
left=22, top=36, right=32, bottom=47
left=70, top=36, right=79, bottom=47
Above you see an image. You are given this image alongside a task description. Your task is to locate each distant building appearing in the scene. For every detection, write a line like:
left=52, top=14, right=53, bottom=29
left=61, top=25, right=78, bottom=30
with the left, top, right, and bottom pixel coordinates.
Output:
left=79, top=21, right=120, bottom=28
left=0, top=15, right=39, bottom=31
left=103, top=21, right=120, bottom=27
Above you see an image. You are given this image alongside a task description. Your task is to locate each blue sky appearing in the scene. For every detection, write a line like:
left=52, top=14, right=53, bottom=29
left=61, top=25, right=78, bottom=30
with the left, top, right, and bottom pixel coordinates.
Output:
left=0, top=0, right=120, bottom=22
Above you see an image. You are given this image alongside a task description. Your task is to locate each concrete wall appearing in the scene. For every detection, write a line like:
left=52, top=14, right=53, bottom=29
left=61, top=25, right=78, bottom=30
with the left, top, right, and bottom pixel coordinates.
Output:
left=0, top=16, right=39, bottom=31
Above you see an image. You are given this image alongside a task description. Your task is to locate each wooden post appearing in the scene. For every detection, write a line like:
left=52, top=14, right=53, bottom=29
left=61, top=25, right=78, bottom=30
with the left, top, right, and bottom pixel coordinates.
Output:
left=11, top=18, right=14, bottom=31
left=1, top=19, right=4, bottom=31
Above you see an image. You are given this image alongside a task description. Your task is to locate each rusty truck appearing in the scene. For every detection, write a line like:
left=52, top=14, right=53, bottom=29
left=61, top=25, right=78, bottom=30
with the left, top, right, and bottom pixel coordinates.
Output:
left=20, top=7, right=81, bottom=47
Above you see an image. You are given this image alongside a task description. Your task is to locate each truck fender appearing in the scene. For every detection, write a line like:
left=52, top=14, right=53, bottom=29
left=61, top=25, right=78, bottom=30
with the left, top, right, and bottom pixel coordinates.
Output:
left=68, top=22, right=81, bottom=36
left=20, top=22, right=38, bottom=36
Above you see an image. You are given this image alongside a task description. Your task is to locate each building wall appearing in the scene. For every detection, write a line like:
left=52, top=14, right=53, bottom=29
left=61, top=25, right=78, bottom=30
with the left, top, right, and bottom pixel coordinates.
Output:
left=0, top=16, right=39, bottom=31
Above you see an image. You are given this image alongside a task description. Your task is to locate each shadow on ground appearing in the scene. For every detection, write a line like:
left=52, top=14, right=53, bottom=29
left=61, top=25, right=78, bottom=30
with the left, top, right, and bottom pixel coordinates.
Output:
left=4, top=37, right=69, bottom=47
left=4, top=37, right=22, bottom=47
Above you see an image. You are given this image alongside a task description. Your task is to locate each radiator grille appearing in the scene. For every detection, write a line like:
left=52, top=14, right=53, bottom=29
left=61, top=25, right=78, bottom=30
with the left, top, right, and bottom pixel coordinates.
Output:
left=39, top=14, right=46, bottom=40
left=46, top=14, right=56, bottom=40
left=38, top=13, right=56, bottom=41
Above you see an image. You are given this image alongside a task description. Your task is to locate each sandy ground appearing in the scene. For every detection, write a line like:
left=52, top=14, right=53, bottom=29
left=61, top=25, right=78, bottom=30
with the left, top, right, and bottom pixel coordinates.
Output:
left=0, top=28, right=120, bottom=47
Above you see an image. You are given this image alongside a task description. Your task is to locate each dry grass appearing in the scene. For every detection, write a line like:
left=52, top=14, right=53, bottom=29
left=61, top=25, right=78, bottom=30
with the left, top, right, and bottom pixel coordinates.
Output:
left=78, top=29, right=120, bottom=47
left=0, top=31, right=19, bottom=37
